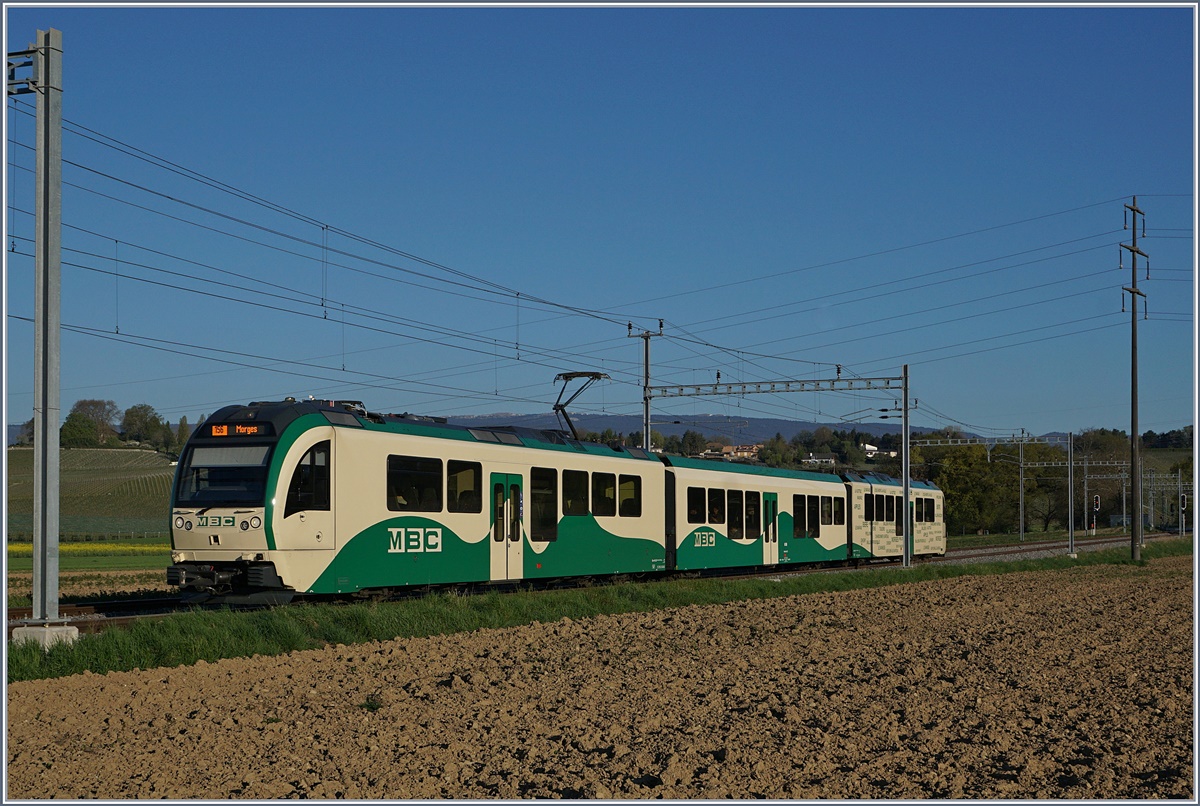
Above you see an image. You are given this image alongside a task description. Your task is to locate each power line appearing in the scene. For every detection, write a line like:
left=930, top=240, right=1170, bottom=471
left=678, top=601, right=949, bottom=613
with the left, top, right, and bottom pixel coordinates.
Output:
left=6, top=244, right=644, bottom=387
left=7, top=314, right=559, bottom=408
left=616, top=196, right=1139, bottom=312
left=677, top=233, right=1124, bottom=339
left=7, top=109, right=654, bottom=328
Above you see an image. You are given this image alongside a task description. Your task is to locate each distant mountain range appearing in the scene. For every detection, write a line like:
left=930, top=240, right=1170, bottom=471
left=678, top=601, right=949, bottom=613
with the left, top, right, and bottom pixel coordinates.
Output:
left=443, top=412, right=935, bottom=444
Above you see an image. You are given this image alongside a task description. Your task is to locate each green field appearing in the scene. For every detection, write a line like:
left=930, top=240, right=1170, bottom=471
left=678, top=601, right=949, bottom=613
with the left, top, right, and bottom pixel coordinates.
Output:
left=6, top=447, right=175, bottom=540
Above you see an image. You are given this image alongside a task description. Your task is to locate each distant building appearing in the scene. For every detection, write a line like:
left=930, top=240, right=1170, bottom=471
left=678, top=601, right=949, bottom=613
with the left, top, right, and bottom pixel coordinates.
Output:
left=699, top=443, right=763, bottom=461
left=862, top=443, right=897, bottom=460
left=801, top=452, right=837, bottom=466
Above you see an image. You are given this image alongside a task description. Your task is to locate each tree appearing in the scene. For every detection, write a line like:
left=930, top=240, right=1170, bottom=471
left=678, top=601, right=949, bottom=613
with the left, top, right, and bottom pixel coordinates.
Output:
left=60, top=411, right=100, bottom=448
left=681, top=430, right=707, bottom=457
left=69, top=399, right=120, bottom=444
left=14, top=418, right=34, bottom=446
left=934, top=445, right=1019, bottom=535
left=790, top=431, right=814, bottom=455
left=175, top=415, right=191, bottom=452
left=121, top=403, right=165, bottom=444
left=758, top=433, right=793, bottom=468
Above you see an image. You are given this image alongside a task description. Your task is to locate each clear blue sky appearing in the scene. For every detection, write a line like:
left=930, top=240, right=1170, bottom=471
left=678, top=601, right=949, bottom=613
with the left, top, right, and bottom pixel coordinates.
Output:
left=3, top=4, right=1196, bottom=441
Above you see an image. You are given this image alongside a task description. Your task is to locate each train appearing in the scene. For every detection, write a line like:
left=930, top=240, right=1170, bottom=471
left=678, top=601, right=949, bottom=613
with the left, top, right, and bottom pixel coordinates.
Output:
left=167, top=398, right=945, bottom=603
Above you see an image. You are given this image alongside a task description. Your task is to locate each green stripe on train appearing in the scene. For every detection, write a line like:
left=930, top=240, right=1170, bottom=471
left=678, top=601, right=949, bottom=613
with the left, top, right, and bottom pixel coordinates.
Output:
left=308, top=516, right=490, bottom=593
left=523, top=515, right=666, bottom=578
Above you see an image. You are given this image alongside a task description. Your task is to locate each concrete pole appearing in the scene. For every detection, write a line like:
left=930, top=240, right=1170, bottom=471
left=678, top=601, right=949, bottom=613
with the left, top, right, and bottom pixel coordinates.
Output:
left=1018, top=439, right=1025, bottom=543
left=902, top=364, right=911, bottom=568
left=1067, top=433, right=1076, bottom=557
left=32, top=28, right=62, bottom=623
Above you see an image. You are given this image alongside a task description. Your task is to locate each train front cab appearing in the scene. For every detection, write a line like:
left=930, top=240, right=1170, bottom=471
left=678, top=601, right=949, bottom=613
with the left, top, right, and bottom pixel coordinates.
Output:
left=168, top=402, right=341, bottom=602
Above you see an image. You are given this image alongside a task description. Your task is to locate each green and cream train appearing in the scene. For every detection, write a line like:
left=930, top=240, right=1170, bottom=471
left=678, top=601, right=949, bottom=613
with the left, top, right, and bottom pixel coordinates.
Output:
left=168, top=399, right=945, bottom=602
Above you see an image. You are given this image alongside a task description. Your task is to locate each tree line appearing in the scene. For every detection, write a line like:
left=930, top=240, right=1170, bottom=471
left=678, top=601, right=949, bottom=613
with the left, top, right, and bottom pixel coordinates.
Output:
left=581, top=423, right=1193, bottom=536
left=12, top=399, right=205, bottom=455
left=14, top=402, right=1190, bottom=536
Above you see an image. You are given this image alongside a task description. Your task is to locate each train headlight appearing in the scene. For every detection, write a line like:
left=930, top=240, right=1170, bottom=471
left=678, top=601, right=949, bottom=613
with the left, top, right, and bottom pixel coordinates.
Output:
left=184, top=520, right=193, bottom=531
left=240, top=520, right=250, bottom=531
left=250, top=516, right=262, bottom=529
left=174, top=516, right=184, bottom=529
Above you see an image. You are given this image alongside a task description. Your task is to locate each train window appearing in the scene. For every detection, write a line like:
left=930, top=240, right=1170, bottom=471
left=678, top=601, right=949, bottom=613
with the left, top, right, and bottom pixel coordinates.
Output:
left=727, top=490, right=744, bottom=540
left=820, top=496, right=833, bottom=526
left=687, top=487, right=706, bottom=524
left=387, top=455, right=442, bottom=512
left=915, top=498, right=925, bottom=523
left=708, top=488, right=726, bottom=524
left=447, top=461, right=482, bottom=513
left=833, top=497, right=845, bottom=526
left=807, top=495, right=821, bottom=538
left=618, top=475, right=642, bottom=517
left=885, top=495, right=896, bottom=522
left=745, top=491, right=761, bottom=539
left=925, top=498, right=936, bottom=522
left=864, top=493, right=874, bottom=522
left=563, top=470, right=589, bottom=516
left=530, top=467, right=558, bottom=541
left=792, top=495, right=806, bottom=538
left=284, top=441, right=330, bottom=518
left=592, top=473, right=616, bottom=517
left=492, top=484, right=505, bottom=542
left=176, top=444, right=272, bottom=507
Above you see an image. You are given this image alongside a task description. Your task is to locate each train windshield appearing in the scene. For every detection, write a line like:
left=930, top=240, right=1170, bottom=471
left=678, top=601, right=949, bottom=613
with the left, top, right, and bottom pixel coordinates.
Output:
left=174, top=444, right=273, bottom=507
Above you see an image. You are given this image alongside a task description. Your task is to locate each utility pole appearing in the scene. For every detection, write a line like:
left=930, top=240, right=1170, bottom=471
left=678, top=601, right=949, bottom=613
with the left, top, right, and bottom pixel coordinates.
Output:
left=1018, top=435, right=1025, bottom=542
left=628, top=320, right=663, bottom=451
left=9, top=29, right=73, bottom=647
left=1122, top=197, right=1147, bottom=560
left=1068, top=433, right=1075, bottom=557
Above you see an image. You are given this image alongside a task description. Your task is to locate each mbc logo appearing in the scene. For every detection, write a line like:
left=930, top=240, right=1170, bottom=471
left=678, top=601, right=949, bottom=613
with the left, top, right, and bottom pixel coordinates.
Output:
left=387, top=527, right=443, bottom=554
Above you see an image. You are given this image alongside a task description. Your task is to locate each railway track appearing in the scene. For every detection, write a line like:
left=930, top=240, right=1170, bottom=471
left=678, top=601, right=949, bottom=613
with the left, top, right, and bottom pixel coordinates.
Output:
left=934, top=531, right=1185, bottom=565
left=8, top=532, right=1189, bottom=640
left=7, top=597, right=184, bottom=640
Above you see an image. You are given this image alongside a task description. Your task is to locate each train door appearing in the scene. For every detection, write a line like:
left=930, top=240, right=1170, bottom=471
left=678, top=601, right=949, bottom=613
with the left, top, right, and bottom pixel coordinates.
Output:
left=489, top=473, right=525, bottom=581
left=762, top=492, right=779, bottom=565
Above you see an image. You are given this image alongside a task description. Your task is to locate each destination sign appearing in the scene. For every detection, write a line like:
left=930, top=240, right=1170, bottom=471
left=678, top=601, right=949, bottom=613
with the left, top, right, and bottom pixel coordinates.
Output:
left=209, top=423, right=272, bottom=437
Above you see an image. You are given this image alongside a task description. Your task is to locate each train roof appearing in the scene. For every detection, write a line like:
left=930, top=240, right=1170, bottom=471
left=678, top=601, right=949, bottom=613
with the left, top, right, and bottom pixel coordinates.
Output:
left=842, top=469, right=941, bottom=491
left=199, top=401, right=941, bottom=489
left=202, top=400, right=661, bottom=462
left=661, top=454, right=843, bottom=483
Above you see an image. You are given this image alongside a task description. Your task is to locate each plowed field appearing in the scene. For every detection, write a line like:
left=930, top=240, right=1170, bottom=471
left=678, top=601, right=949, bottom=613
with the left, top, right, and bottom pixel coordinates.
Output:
left=6, top=555, right=1194, bottom=799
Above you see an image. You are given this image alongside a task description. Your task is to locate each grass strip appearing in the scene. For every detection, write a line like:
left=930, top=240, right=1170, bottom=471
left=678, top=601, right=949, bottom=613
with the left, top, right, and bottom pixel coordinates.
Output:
left=7, top=538, right=1192, bottom=683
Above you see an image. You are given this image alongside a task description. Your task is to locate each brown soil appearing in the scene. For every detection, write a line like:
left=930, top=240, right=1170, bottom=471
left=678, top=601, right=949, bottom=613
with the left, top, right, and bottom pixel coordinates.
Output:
left=6, top=556, right=1194, bottom=799
left=7, top=570, right=172, bottom=601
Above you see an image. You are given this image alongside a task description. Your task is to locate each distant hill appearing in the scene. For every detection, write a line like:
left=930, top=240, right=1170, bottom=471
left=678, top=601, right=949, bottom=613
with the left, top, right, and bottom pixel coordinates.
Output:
left=6, top=447, right=175, bottom=538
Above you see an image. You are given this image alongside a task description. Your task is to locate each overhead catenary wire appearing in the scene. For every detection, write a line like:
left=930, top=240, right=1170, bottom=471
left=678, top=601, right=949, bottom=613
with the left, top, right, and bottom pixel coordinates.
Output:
left=7, top=108, right=1191, bottom=434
